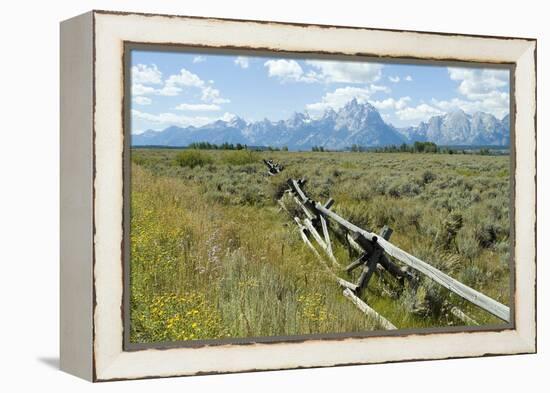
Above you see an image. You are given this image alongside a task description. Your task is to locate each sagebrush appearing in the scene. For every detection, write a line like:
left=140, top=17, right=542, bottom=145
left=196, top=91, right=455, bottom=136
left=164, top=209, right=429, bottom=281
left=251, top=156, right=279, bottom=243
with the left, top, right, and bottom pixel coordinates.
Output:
left=130, top=149, right=510, bottom=343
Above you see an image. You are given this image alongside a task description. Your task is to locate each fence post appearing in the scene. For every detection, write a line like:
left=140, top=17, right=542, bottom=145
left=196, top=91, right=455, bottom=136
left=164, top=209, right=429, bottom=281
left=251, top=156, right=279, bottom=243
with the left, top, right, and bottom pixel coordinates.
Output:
left=356, top=236, right=383, bottom=293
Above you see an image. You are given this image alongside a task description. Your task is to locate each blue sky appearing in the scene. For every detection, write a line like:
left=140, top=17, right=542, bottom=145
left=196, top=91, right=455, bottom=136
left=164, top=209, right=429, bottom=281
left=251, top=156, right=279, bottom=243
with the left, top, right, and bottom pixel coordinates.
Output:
left=130, top=49, right=510, bottom=134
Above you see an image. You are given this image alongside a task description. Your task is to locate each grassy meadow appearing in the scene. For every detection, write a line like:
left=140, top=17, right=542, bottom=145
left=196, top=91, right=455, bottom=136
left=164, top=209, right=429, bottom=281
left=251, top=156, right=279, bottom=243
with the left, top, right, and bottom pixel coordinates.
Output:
left=129, top=148, right=511, bottom=344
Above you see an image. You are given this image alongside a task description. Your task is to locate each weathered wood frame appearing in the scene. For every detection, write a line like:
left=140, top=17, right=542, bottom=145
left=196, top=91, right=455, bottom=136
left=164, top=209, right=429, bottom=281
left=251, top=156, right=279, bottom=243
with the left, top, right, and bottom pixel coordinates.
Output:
left=60, top=10, right=537, bottom=382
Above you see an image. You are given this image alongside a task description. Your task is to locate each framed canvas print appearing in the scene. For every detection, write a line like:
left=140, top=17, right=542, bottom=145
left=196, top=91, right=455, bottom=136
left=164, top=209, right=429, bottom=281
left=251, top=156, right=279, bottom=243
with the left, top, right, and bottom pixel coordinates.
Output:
left=60, top=10, right=537, bottom=381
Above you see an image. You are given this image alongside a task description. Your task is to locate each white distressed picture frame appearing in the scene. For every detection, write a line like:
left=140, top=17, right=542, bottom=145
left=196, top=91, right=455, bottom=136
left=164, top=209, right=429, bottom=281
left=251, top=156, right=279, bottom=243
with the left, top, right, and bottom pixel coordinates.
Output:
left=60, top=10, right=536, bottom=382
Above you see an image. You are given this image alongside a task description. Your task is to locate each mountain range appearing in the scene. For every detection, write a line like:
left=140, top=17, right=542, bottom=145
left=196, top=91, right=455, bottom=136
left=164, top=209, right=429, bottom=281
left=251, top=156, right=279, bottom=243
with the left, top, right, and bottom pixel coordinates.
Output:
left=132, top=99, right=510, bottom=150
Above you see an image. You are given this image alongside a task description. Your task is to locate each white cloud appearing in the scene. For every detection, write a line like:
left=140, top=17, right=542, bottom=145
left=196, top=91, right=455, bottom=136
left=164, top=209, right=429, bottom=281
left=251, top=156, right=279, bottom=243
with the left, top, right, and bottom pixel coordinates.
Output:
left=220, top=112, right=238, bottom=122
left=306, top=85, right=389, bottom=115
left=431, top=91, right=510, bottom=119
left=395, top=103, right=444, bottom=121
left=162, top=69, right=230, bottom=103
left=155, top=85, right=183, bottom=97
left=132, top=68, right=205, bottom=97
left=234, top=56, right=250, bottom=69
left=165, top=68, right=205, bottom=88
left=264, top=59, right=315, bottom=83
left=448, top=67, right=508, bottom=99
left=131, top=67, right=230, bottom=104
left=131, top=64, right=163, bottom=85
left=133, top=96, right=152, bottom=105
left=388, top=76, right=400, bottom=83
left=429, top=67, right=511, bottom=118
left=371, top=85, right=391, bottom=94
left=371, top=97, right=411, bottom=111
left=192, top=56, right=206, bottom=63
left=132, top=109, right=215, bottom=128
left=132, top=83, right=157, bottom=96
left=405, top=75, right=413, bottom=82
left=201, top=86, right=231, bottom=104
left=131, top=109, right=240, bottom=131
left=264, top=58, right=384, bottom=85
left=306, top=60, right=383, bottom=84
left=175, top=103, right=221, bottom=111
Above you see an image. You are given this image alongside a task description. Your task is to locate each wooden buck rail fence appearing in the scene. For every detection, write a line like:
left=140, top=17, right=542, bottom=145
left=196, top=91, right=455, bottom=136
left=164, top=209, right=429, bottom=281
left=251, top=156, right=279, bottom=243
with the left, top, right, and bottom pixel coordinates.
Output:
left=263, top=159, right=284, bottom=175
left=277, top=175, right=510, bottom=330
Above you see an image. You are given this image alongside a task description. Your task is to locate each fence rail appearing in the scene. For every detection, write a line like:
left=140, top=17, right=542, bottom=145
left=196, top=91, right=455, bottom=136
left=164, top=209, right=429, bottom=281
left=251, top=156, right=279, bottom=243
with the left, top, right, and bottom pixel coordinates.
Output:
left=263, top=159, right=284, bottom=175
left=281, top=175, right=510, bottom=326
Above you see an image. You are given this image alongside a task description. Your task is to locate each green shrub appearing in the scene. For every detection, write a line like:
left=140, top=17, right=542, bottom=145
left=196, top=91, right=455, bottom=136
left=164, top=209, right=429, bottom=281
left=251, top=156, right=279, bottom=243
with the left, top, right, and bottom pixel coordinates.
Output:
left=421, top=170, right=437, bottom=184
left=269, top=178, right=290, bottom=201
left=456, top=229, right=480, bottom=261
left=403, top=280, right=447, bottom=318
left=131, top=155, right=146, bottom=166
left=405, top=208, right=422, bottom=229
left=460, top=264, right=484, bottom=288
left=130, top=148, right=511, bottom=337
left=223, top=150, right=259, bottom=166
left=495, top=241, right=511, bottom=265
left=174, top=150, right=214, bottom=168
left=400, top=182, right=421, bottom=196
left=475, top=223, right=498, bottom=248
left=334, top=202, right=371, bottom=230
left=440, top=212, right=463, bottom=249
left=388, top=183, right=401, bottom=198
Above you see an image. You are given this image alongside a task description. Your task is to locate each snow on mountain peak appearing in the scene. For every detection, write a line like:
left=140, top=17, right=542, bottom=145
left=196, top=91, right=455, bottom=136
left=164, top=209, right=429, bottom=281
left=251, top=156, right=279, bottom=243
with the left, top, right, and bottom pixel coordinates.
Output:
left=133, top=99, right=510, bottom=149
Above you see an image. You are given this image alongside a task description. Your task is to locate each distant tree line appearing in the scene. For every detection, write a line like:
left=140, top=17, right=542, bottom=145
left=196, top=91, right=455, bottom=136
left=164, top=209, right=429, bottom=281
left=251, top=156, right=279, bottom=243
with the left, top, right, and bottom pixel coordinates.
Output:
left=371, top=142, right=439, bottom=153
left=188, top=141, right=247, bottom=150
left=349, top=141, right=496, bottom=155
left=316, top=142, right=443, bottom=153
left=188, top=141, right=288, bottom=152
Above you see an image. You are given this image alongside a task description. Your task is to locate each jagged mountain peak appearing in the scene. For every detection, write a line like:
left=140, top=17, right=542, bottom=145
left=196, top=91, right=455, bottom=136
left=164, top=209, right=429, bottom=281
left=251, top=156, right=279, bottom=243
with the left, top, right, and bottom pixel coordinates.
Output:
left=399, top=109, right=509, bottom=146
left=344, top=97, right=360, bottom=109
left=448, top=107, right=468, bottom=115
left=286, top=111, right=311, bottom=127
left=336, top=99, right=386, bottom=132
left=133, top=99, right=510, bottom=150
left=322, top=107, right=338, bottom=120
left=341, top=99, right=376, bottom=114
left=227, top=115, right=247, bottom=129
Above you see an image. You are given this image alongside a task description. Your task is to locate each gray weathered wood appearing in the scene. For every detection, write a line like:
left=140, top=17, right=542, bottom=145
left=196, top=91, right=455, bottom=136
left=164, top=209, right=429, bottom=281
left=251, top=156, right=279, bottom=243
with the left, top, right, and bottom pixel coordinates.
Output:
left=380, top=225, right=393, bottom=240
left=281, top=198, right=337, bottom=268
left=347, top=233, right=365, bottom=254
left=356, top=258, right=378, bottom=291
left=291, top=178, right=309, bottom=202
left=345, top=252, right=368, bottom=272
left=293, top=196, right=315, bottom=220
left=351, top=232, right=412, bottom=282
left=376, top=236, right=510, bottom=322
left=263, top=159, right=283, bottom=175
left=337, top=278, right=360, bottom=292
left=356, top=241, right=384, bottom=291
left=289, top=180, right=510, bottom=322
left=343, top=289, right=397, bottom=330
left=320, top=216, right=332, bottom=255
left=277, top=199, right=290, bottom=214
left=303, top=218, right=328, bottom=250
left=293, top=217, right=356, bottom=291
left=303, top=218, right=339, bottom=268
left=324, top=198, right=335, bottom=209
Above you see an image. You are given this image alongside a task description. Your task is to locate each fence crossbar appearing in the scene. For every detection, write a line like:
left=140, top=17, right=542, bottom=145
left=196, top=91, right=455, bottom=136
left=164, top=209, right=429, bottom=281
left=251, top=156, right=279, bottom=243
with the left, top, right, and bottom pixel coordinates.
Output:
left=290, top=180, right=510, bottom=323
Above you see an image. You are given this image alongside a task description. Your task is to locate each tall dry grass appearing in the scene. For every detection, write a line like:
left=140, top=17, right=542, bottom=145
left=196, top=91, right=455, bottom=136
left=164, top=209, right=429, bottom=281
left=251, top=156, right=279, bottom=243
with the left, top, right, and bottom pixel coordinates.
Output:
left=130, top=149, right=510, bottom=343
